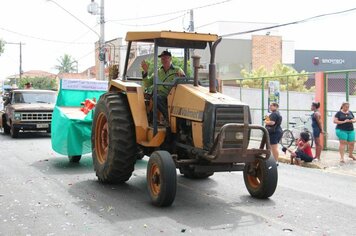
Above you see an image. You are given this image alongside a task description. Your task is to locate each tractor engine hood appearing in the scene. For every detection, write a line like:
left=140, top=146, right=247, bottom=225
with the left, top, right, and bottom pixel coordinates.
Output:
left=169, top=83, right=246, bottom=121
left=169, top=83, right=251, bottom=151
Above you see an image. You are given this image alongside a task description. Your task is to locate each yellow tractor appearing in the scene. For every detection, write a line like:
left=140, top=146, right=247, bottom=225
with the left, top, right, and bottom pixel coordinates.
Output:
left=91, top=31, right=278, bottom=206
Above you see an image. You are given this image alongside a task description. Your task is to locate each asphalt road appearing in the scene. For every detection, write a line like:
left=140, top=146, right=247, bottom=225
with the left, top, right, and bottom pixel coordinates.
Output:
left=0, top=132, right=355, bottom=236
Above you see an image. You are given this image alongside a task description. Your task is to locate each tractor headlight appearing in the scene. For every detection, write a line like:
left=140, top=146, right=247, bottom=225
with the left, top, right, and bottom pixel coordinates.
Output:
left=235, top=132, right=244, bottom=140
left=14, top=112, right=21, bottom=120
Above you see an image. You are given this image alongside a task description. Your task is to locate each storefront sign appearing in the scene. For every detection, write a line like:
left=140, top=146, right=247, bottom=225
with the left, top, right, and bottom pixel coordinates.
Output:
left=321, top=58, right=345, bottom=64
left=313, top=56, right=345, bottom=65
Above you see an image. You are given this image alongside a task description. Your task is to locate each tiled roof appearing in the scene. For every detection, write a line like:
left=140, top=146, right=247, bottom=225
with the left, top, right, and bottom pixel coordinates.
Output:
left=7, top=70, right=57, bottom=79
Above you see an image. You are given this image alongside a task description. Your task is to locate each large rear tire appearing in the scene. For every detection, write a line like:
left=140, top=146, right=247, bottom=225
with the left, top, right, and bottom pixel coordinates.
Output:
left=243, top=157, right=278, bottom=199
left=92, top=92, right=137, bottom=183
left=147, top=151, right=177, bottom=207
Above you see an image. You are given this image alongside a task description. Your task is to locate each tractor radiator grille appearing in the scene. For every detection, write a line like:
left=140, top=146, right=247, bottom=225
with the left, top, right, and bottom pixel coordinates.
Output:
left=21, top=112, right=52, bottom=121
left=214, top=107, right=245, bottom=148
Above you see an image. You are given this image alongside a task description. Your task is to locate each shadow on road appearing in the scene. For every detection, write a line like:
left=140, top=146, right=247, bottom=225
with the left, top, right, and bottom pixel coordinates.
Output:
left=1, top=131, right=51, bottom=139
left=68, top=170, right=275, bottom=232
left=31, top=154, right=94, bottom=175
left=31, top=156, right=149, bottom=176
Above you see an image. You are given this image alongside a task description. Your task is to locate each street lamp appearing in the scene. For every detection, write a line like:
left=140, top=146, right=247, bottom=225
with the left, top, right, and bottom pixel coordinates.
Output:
left=88, top=0, right=105, bottom=81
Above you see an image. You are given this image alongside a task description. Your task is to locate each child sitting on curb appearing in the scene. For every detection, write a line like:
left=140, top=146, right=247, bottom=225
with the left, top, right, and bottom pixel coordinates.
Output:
left=282, top=132, right=314, bottom=165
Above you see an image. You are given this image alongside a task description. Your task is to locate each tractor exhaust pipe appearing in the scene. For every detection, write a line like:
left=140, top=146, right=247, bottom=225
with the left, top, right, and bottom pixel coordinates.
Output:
left=209, top=37, right=222, bottom=93
left=192, top=55, right=202, bottom=87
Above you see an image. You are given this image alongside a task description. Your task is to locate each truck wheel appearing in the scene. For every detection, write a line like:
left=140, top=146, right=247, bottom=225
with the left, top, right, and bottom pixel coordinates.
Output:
left=243, top=157, right=278, bottom=199
left=92, top=92, right=137, bottom=184
left=3, top=120, right=10, bottom=134
left=10, top=125, right=19, bottom=138
left=68, top=155, right=81, bottom=163
left=147, top=151, right=177, bottom=207
left=180, top=167, right=214, bottom=179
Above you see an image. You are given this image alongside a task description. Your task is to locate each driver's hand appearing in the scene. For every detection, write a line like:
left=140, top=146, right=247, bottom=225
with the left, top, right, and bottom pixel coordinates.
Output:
left=177, top=69, right=185, bottom=77
left=141, top=60, right=149, bottom=73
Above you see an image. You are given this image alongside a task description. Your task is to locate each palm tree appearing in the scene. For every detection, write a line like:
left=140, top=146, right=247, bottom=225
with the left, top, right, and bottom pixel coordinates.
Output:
left=55, top=54, right=78, bottom=73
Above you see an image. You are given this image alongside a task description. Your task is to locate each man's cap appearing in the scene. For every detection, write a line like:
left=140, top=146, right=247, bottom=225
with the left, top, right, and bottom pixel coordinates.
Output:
left=158, top=50, right=172, bottom=58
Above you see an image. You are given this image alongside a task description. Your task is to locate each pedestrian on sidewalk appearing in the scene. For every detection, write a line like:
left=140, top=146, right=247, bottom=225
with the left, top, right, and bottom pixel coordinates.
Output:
left=333, top=101, right=356, bottom=163
left=311, top=102, right=324, bottom=160
left=283, top=132, right=314, bottom=166
left=265, top=102, right=283, bottom=166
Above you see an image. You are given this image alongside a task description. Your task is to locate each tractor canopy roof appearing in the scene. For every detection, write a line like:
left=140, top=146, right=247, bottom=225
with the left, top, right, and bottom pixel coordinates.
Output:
left=125, top=31, right=219, bottom=49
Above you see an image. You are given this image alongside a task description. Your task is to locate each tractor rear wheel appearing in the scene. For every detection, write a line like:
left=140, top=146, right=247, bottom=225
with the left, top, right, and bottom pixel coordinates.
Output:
left=92, top=92, right=137, bottom=183
left=147, top=151, right=177, bottom=207
left=243, top=157, right=278, bottom=199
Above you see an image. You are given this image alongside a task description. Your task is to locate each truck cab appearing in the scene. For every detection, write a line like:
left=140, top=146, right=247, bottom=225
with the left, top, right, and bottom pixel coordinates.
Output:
left=1, top=89, right=56, bottom=138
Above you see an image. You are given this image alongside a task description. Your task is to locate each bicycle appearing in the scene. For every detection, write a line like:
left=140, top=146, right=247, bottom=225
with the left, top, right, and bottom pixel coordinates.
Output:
left=280, top=115, right=314, bottom=148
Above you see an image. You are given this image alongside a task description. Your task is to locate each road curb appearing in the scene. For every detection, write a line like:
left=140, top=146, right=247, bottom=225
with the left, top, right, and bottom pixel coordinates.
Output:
left=278, top=155, right=324, bottom=169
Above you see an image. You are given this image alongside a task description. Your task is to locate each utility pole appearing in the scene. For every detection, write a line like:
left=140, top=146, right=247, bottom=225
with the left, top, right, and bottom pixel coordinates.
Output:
left=189, top=9, right=194, bottom=73
left=19, top=42, right=23, bottom=79
left=5, top=41, right=25, bottom=85
left=99, top=0, right=105, bottom=81
left=189, top=9, right=194, bottom=32
left=88, top=0, right=105, bottom=80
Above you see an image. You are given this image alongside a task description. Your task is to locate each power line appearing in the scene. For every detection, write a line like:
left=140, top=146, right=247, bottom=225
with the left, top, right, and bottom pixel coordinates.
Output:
left=0, top=26, right=93, bottom=44
left=221, top=7, right=356, bottom=37
left=109, top=13, right=187, bottom=27
left=46, top=0, right=100, bottom=38
left=77, top=50, right=95, bottom=61
left=107, top=0, right=232, bottom=22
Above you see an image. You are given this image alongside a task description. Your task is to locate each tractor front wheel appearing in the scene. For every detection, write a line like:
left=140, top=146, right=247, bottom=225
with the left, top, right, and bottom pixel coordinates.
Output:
left=243, top=157, right=278, bottom=199
left=147, top=151, right=177, bottom=207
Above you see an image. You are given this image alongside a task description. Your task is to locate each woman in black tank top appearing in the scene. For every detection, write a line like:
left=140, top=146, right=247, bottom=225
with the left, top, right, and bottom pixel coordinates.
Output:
left=311, top=102, right=324, bottom=160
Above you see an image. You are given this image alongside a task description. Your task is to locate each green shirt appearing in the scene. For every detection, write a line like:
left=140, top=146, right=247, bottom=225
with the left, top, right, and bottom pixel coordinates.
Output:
left=143, top=64, right=184, bottom=97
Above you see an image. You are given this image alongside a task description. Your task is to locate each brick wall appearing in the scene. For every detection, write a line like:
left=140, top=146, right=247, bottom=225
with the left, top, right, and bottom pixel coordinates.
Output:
left=252, top=35, right=282, bottom=71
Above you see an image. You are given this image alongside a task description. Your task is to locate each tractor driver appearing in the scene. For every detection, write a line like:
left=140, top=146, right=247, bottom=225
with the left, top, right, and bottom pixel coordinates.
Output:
left=141, top=50, right=185, bottom=120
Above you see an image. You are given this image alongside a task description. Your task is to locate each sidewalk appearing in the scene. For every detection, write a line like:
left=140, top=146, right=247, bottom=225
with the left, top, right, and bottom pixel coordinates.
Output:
left=278, top=148, right=356, bottom=169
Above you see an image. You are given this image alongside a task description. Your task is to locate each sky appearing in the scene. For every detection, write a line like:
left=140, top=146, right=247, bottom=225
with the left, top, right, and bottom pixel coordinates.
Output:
left=1, top=0, right=356, bottom=80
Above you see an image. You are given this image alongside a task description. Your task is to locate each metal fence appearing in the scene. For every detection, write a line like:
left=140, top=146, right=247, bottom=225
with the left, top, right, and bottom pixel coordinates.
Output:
left=221, top=69, right=356, bottom=150
left=221, top=73, right=315, bottom=129
left=324, top=70, right=356, bottom=150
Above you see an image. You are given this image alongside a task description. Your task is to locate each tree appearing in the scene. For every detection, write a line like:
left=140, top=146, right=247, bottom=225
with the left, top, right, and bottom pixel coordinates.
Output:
left=240, top=63, right=313, bottom=92
left=55, top=54, right=77, bottom=73
left=108, top=64, right=119, bottom=80
left=19, top=77, right=57, bottom=90
left=0, top=39, right=5, bottom=56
